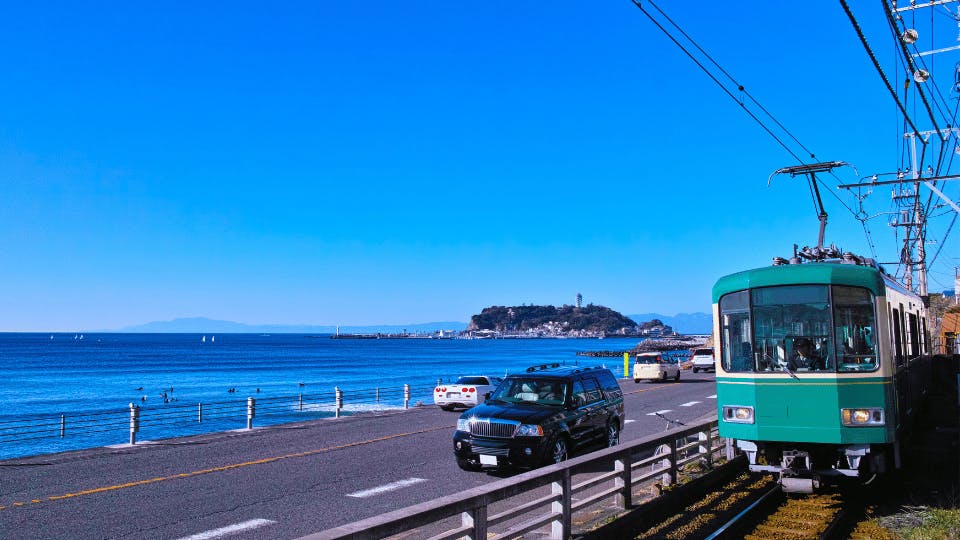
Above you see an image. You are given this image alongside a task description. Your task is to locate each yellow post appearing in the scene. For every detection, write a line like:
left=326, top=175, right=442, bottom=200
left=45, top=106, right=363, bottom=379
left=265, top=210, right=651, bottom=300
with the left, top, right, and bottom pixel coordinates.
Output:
left=623, top=352, right=630, bottom=378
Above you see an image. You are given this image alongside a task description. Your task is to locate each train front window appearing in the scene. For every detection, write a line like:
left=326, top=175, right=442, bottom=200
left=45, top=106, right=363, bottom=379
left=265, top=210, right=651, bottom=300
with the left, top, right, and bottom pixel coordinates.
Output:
left=751, top=285, right=832, bottom=372
left=719, top=291, right=753, bottom=372
left=832, top=286, right=878, bottom=372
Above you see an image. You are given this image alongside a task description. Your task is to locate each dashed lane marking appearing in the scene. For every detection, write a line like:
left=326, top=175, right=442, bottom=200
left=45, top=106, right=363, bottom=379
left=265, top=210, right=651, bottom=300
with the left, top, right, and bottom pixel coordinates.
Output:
left=347, top=477, right=427, bottom=498
left=707, top=394, right=717, bottom=399
left=680, top=401, right=701, bottom=407
left=176, top=519, right=276, bottom=540
left=0, top=424, right=452, bottom=512
left=624, top=419, right=635, bottom=424
left=646, top=410, right=673, bottom=416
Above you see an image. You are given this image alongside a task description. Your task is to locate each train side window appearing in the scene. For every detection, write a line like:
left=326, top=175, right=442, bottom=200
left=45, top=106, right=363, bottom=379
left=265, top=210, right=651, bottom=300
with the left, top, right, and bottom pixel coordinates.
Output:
left=892, top=308, right=903, bottom=366
left=832, top=286, right=877, bottom=372
left=908, top=313, right=920, bottom=358
left=921, top=316, right=929, bottom=354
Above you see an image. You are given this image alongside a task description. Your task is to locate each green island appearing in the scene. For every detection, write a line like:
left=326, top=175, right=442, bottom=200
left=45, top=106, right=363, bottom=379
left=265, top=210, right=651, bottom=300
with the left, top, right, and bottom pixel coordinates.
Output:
left=465, top=304, right=673, bottom=338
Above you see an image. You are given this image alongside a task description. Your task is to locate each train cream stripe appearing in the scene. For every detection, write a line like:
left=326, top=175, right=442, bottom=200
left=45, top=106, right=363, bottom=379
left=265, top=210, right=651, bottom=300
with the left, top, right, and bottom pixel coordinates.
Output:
left=717, top=380, right=890, bottom=386
left=0, top=424, right=452, bottom=512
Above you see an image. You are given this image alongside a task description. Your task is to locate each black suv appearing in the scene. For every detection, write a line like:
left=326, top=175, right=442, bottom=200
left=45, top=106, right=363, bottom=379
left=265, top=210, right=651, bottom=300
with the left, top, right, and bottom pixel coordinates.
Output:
left=453, top=363, right=624, bottom=471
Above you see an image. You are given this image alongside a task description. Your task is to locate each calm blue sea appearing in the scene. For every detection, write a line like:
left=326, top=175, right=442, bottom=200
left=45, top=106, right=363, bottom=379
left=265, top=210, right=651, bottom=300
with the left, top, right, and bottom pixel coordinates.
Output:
left=0, top=333, right=655, bottom=460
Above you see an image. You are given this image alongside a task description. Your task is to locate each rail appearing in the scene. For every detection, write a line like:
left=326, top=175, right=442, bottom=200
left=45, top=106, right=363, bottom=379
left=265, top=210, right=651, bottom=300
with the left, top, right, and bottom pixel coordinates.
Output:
left=299, top=417, right=726, bottom=540
left=0, top=382, right=439, bottom=458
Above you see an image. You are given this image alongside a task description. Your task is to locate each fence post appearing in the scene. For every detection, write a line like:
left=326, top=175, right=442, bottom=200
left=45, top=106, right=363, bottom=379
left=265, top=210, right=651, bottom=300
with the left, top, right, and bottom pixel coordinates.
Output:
left=335, top=387, right=343, bottom=418
left=615, top=448, right=632, bottom=509
left=375, top=387, right=380, bottom=404
left=462, top=505, right=488, bottom=540
left=551, top=468, right=572, bottom=539
left=668, top=439, right=679, bottom=486
left=198, top=402, right=203, bottom=423
left=129, top=403, right=140, bottom=445
left=699, top=429, right=713, bottom=469
left=247, top=397, right=255, bottom=429
left=298, top=394, right=303, bottom=412
left=404, top=384, right=410, bottom=409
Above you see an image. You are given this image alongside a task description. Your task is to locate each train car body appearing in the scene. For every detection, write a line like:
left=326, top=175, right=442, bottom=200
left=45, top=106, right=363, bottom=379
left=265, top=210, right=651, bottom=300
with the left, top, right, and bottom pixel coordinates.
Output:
left=713, top=257, right=931, bottom=492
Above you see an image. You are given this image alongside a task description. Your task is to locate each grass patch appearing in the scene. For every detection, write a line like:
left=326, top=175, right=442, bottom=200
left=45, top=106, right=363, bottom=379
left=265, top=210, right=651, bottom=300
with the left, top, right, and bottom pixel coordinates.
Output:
left=876, top=506, right=960, bottom=539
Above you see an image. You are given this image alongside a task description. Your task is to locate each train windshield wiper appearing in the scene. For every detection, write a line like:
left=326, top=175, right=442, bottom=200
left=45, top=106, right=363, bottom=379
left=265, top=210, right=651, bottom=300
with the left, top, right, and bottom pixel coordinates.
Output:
left=781, top=365, right=799, bottom=380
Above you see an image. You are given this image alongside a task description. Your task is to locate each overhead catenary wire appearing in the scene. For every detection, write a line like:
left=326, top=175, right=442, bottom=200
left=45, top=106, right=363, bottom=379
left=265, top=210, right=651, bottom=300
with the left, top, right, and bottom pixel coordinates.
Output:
left=628, top=0, right=805, bottom=165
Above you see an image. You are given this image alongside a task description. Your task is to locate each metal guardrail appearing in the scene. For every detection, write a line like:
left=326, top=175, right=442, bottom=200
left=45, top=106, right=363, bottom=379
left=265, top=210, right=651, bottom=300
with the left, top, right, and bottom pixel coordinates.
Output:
left=299, top=417, right=725, bottom=540
left=0, top=383, right=439, bottom=456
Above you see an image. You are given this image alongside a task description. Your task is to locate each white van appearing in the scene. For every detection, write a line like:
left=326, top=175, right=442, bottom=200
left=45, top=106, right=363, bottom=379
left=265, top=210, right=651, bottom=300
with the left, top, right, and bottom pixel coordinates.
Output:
left=633, top=352, right=680, bottom=383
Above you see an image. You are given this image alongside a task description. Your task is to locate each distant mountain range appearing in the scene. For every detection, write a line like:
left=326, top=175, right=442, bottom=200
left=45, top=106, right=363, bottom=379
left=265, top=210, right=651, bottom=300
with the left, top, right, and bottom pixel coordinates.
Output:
left=111, top=313, right=712, bottom=335
left=627, top=313, right=712, bottom=335
left=113, top=317, right=468, bottom=334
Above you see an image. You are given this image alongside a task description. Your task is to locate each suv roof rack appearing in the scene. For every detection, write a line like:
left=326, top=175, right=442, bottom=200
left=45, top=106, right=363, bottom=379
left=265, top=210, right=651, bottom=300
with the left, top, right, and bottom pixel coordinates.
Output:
left=526, top=363, right=561, bottom=372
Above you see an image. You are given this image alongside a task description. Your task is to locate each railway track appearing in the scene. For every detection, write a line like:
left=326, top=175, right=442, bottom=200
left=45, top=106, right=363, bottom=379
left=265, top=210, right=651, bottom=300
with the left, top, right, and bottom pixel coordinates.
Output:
left=631, top=473, right=869, bottom=539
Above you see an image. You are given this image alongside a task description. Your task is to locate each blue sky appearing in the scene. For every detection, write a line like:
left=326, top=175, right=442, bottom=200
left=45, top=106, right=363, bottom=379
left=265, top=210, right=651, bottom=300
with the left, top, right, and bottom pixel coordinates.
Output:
left=1, top=2, right=957, bottom=331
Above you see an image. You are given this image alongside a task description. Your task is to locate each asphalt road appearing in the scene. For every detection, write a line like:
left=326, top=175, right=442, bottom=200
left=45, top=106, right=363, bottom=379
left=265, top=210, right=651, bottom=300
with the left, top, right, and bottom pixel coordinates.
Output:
left=0, top=371, right=720, bottom=539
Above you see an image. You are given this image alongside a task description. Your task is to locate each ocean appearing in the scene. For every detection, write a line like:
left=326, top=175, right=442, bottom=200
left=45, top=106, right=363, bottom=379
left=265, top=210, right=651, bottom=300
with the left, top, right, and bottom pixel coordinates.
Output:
left=0, top=333, right=657, bottom=460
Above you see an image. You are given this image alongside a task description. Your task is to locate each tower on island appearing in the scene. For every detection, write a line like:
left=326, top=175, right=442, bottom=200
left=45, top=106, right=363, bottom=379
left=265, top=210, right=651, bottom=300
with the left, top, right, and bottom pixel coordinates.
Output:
left=576, top=293, right=582, bottom=309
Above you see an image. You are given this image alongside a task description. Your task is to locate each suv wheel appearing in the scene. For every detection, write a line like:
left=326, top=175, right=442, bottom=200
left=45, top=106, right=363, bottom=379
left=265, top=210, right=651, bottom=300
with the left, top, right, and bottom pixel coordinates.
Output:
left=607, top=422, right=620, bottom=447
left=692, top=367, right=699, bottom=373
left=546, top=436, right=569, bottom=465
left=674, top=370, right=680, bottom=382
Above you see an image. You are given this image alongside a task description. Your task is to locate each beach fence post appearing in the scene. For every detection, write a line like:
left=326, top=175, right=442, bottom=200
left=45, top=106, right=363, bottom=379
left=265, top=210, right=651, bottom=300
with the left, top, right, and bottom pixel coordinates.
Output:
left=129, top=403, right=140, bottom=445
left=246, top=397, right=255, bottom=429
left=335, top=387, right=343, bottom=418
left=623, top=352, right=630, bottom=378
left=59, top=414, right=65, bottom=438
left=298, top=394, right=303, bottom=412
left=197, top=402, right=203, bottom=423
left=375, top=387, right=380, bottom=404
left=404, top=384, right=410, bottom=409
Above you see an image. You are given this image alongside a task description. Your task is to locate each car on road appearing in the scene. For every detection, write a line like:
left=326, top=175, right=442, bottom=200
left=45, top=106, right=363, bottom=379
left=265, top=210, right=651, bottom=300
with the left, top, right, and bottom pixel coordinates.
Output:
left=434, top=375, right=502, bottom=411
left=453, top=363, right=624, bottom=471
left=633, top=352, right=680, bottom=382
left=690, top=347, right=715, bottom=373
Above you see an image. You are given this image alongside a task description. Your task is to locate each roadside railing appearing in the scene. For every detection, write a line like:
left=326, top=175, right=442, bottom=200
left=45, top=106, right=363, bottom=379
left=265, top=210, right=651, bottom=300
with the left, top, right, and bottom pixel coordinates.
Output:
left=0, top=383, right=439, bottom=459
left=299, top=417, right=726, bottom=540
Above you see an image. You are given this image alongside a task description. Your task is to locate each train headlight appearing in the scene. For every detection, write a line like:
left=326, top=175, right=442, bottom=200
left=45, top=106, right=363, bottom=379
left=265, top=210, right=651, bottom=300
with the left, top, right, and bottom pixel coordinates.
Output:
left=841, top=408, right=885, bottom=426
left=722, top=405, right=754, bottom=424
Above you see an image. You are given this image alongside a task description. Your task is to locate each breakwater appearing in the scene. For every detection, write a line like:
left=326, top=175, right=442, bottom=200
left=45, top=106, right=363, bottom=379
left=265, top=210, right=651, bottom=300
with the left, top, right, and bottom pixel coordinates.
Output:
left=576, top=335, right=710, bottom=357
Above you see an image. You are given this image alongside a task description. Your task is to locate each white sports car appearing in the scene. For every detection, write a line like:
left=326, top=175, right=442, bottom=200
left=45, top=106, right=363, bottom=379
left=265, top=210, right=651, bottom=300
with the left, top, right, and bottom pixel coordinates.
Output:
left=434, top=375, right=502, bottom=411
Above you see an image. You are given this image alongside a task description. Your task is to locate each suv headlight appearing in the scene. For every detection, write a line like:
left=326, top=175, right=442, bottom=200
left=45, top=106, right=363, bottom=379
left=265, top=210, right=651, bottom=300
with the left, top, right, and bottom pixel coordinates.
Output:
left=515, top=424, right=544, bottom=437
left=722, top=405, right=754, bottom=424
left=456, top=418, right=471, bottom=432
left=841, top=408, right=884, bottom=426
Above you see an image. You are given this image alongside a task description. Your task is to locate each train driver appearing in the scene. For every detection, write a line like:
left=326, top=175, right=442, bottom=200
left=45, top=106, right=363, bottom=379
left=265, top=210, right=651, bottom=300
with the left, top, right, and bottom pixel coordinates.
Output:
left=786, top=337, right=824, bottom=371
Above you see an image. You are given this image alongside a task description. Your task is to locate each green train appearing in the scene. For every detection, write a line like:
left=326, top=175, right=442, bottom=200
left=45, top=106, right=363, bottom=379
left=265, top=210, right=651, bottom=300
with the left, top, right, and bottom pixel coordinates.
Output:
left=713, top=252, right=932, bottom=493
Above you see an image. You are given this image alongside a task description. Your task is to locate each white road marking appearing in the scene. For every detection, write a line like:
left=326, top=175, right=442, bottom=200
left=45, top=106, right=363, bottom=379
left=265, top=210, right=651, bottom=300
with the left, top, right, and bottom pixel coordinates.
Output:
left=624, top=419, right=635, bottom=424
left=176, top=519, right=276, bottom=540
left=680, top=401, right=701, bottom=407
left=707, top=394, right=717, bottom=399
left=646, top=409, right=673, bottom=416
left=347, top=477, right=427, bottom=498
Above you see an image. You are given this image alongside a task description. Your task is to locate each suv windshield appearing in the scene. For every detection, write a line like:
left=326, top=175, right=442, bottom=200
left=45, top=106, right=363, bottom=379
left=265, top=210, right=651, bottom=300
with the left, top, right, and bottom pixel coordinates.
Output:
left=693, top=349, right=713, bottom=356
left=490, top=377, right=567, bottom=406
